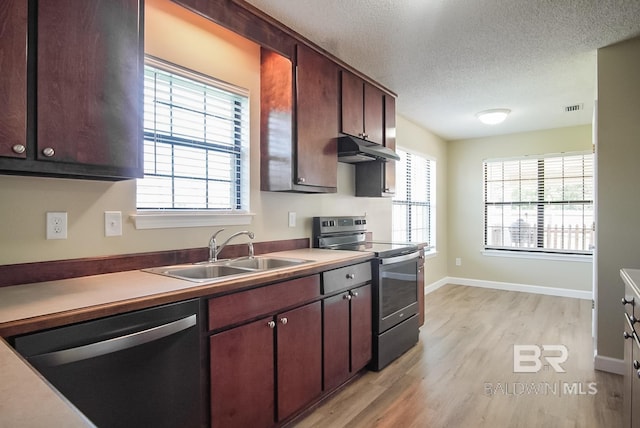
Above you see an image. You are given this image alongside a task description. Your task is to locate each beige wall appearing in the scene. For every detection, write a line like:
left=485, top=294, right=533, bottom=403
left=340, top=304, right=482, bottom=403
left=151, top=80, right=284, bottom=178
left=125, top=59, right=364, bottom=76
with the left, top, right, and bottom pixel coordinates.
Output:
left=596, top=36, right=640, bottom=361
left=447, top=125, right=593, bottom=291
left=0, top=0, right=439, bottom=265
left=396, top=116, right=448, bottom=285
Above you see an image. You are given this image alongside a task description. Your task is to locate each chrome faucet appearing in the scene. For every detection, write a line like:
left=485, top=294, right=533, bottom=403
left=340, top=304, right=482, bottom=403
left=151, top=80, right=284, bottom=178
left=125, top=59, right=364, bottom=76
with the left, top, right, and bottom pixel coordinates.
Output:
left=208, top=229, right=255, bottom=262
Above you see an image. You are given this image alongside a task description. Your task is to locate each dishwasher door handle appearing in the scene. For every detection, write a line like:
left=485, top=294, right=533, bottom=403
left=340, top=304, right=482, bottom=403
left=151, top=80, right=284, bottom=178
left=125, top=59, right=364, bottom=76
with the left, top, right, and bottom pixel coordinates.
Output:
left=28, top=314, right=197, bottom=368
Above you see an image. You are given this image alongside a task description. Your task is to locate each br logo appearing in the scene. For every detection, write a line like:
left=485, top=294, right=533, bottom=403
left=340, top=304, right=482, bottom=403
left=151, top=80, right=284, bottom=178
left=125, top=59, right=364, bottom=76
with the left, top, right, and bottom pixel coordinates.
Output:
left=513, top=345, right=568, bottom=373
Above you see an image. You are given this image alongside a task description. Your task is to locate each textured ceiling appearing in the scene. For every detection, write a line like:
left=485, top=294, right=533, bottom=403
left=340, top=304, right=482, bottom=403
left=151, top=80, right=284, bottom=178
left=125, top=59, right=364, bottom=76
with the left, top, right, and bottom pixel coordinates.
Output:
left=243, top=0, right=640, bottom=141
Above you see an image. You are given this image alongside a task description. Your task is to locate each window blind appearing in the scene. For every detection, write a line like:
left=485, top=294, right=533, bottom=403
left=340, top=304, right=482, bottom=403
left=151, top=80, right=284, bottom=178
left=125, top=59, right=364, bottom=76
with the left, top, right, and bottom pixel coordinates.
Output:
left=392, top=149, right=435, bottom=246
left=484, top=152, right=594, bottom=254
left=137, top=59, right=249, bottom=211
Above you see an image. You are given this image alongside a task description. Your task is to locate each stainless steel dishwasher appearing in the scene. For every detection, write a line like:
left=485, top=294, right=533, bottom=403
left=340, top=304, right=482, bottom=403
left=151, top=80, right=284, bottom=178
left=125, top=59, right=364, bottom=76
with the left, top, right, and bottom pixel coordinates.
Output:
left=12, top=299, right=203, bottom=428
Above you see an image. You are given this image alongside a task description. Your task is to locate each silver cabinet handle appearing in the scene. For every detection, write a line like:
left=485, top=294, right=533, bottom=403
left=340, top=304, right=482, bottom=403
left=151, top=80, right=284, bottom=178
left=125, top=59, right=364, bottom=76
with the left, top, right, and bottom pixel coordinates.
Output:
left=298, top=177, right=306, bottom=184
left=634, top=360, right=640, bottom=370
left=343, top=294, right=352, bottom=300
left=27, top=314, right=197, bottom=368
left=280, top=317, right=288, bottom=325
left=637, top=370, right=640, bottom=380
left=42, top=147, right=55, bottom=157
left=351, top=291, right=359, bottom=298
left=623, top=297, right=635, bottom=306
left=624, top=331, right=633, bottom=339
left=632, top=316, right=640, bottom=325
left=267, top=321, right=276, bottom=329
left=346, top=273, right=355, bottom=280
left=12, top=144, right=26, bottom=154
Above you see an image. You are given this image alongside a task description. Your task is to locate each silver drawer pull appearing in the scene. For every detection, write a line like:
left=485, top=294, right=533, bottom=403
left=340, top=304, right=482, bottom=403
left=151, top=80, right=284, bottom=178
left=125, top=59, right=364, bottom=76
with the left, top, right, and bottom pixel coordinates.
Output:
left=343, top=294, right=352, bottom=300
left=280, top=317, right=288, bottom=325
left=351, top=291, right=359, bottom=298
left=12, top=144, right=26, bottom=154
left=267, top=321, right=276, bottom=329
left=42, top=147, right=55, bottom=157
left=346, top=273, right=355, bottom=280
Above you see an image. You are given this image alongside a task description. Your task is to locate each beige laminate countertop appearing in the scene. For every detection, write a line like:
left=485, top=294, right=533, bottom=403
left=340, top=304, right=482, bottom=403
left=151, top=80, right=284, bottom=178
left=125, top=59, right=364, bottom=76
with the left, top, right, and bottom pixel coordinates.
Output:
left=0, top=248, right=372, bottom=427
left=621, top=268, right=640, bottom=296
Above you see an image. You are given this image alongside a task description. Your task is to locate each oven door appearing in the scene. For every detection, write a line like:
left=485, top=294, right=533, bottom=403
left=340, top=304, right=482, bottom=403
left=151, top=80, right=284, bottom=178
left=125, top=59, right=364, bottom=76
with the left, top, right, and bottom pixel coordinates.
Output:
left=374, top=251, right=420, bottom=334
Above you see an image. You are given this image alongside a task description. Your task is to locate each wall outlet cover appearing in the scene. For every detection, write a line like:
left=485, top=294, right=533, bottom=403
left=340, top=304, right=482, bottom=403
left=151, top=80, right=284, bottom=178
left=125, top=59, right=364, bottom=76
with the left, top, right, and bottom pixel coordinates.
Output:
left=46, top=212, right=68, bottom=240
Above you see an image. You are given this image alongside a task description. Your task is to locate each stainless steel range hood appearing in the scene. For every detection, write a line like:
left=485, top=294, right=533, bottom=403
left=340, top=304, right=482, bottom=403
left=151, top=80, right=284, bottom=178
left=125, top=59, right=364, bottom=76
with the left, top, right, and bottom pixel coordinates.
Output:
left=337, top=136, right=400, bottom=163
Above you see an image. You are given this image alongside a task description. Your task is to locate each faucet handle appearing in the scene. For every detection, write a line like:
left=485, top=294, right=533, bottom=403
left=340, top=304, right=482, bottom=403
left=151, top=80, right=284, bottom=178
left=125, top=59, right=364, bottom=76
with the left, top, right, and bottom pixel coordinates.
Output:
left=211, top=228, right=225, bottom=240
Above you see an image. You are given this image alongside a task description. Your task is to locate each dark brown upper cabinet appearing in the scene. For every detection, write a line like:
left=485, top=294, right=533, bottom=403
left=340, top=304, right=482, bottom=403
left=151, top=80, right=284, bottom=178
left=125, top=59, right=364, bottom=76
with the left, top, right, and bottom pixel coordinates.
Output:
left=0, top=0, right=143, bottom=180
left=0, top=1, right=27, bottom=160
left=354, top=94, right=397, bottom=197
left=341, top=70, right=384, bottom=146
left=260, top=44, right=339, bottom=193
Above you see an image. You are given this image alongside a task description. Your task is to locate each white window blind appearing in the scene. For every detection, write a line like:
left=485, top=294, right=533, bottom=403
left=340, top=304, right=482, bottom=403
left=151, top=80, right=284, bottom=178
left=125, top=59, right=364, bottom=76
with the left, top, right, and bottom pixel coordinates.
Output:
left=484, top=151, right=594, bottom=254
left=392, top=149, right=435, bottom=247
left=137, top=58, right=249, bottom=211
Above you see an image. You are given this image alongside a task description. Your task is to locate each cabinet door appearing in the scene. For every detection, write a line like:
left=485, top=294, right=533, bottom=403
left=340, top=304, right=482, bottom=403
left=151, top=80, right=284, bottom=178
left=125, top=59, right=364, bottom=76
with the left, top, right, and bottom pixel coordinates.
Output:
left=37, top=0, right=141, bottom=171
left=625, top=334, right=640, bottom=428
left=350, top=284, right=372, bottom=373
left=383, top=94, right=397, bottom=194
left=341, top=70, right=364, bottom=138
left=323, top=292, right=351, bottom=391
left=277, top=301, right=322, bottom=421
left=296, top=44, right=338, bottom=189
left=0, top=0, right=27, bottom=159
left=210, top=317, right=275, bottom=428
left=363, top=82, right=384, bottom=145
left=418, top=254, right=425, bottom=327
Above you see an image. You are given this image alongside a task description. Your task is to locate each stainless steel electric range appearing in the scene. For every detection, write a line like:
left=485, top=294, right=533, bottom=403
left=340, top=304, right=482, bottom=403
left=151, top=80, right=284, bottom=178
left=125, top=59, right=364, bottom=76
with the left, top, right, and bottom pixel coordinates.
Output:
left=313, top=216, right=421, bottom=370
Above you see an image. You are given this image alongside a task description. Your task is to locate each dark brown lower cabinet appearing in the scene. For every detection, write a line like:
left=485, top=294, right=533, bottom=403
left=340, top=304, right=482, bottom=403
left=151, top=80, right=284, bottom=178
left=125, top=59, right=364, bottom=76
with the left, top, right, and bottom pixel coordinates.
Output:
left=210, top=316, right=275, bottom=428
left=209, top=301, right=322, bottom=427
left=323, top=284, right=372, bottom=391
left=277, top=301, right=322, bottom=420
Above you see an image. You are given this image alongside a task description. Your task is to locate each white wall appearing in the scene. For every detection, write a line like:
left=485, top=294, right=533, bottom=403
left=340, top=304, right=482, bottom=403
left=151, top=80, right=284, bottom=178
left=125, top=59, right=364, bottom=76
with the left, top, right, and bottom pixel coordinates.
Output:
left=447, top=125, right=593, bottom=292
left=596, top=36, right=640, bottom=361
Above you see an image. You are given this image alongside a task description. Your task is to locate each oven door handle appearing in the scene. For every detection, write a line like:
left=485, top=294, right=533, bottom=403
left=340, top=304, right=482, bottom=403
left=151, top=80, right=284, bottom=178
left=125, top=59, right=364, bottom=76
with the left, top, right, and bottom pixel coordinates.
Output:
left=380, top=250, right=421, bottom=265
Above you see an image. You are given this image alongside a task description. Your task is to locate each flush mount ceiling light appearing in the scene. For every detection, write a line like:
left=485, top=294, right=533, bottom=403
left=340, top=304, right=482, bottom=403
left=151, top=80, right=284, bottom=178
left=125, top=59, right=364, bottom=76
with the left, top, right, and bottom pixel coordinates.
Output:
left=476, top=109, right=511, bottom=125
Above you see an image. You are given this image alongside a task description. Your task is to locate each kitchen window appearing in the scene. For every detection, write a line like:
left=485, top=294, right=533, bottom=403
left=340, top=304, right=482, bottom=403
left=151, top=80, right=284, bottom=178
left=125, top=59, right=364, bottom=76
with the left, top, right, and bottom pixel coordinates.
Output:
left=483, top=151, right=594, bottom=255
left=392, top=149, right=435, bottom=249
left=133, top=57, right=251, bottom=229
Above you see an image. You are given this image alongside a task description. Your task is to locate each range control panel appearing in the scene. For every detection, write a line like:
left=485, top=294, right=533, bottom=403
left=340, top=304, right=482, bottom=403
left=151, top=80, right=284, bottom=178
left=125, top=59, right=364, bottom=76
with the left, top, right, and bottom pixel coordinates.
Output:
left=312, top=216, right=368, bottom=244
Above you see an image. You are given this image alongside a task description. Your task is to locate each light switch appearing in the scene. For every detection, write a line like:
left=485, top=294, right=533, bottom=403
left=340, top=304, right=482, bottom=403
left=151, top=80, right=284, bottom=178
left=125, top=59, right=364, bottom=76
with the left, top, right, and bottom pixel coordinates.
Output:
left=105, top=211, right=122, bottom=237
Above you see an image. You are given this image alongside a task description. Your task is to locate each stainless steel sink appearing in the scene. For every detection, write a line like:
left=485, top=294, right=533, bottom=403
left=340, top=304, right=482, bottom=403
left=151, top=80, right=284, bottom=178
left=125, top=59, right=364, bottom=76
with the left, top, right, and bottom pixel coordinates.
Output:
left=143, top=256, right=312, bottom=283
left=224, top=256, right=309, bottom=270
left=145, top=264, right=253, bottom=283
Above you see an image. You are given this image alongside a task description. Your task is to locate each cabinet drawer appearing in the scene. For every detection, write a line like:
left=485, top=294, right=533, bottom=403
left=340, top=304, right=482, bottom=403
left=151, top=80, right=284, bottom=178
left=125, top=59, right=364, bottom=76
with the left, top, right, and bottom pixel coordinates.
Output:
left=322, top=262, right=372, bottom=294
left=208, top=275, right=320, bottom=330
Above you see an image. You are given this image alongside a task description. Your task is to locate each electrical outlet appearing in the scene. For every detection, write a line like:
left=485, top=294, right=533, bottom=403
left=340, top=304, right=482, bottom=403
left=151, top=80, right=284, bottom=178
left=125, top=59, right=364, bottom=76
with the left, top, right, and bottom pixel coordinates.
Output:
left=105, top=211, right=123, bottom=237
left=288, top=212, right=296, bottom=228
left=455, top=257, right=462, bottom=266
left=46, top=212, right=68, bottom=240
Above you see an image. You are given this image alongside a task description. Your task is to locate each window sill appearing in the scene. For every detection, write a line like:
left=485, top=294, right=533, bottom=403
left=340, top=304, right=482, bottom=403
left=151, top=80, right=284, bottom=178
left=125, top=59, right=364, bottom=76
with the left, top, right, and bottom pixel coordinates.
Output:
left=482, top=249, right=592, bottom=263
left=131, top=211, right=255, bottom=230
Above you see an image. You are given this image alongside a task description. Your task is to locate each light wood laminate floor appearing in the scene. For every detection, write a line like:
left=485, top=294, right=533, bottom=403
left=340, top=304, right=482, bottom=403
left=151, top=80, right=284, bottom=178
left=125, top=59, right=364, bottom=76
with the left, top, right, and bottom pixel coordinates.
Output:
left=296, top=284, right=623, bottom=428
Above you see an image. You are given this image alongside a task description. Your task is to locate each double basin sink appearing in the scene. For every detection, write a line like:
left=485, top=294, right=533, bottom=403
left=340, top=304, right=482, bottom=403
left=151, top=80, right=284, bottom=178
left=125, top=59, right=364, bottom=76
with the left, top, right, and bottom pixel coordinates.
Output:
left=144, top=256, right=312, bottom=283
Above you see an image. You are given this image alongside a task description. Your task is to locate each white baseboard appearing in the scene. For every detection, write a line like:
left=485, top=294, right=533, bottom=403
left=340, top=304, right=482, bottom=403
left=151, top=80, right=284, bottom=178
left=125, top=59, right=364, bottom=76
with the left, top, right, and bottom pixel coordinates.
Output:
left=424, top=277, right=449, bottom=295
left=444, top=276, right=593, bottom=300
left=594, top=354, right=625, bottom=375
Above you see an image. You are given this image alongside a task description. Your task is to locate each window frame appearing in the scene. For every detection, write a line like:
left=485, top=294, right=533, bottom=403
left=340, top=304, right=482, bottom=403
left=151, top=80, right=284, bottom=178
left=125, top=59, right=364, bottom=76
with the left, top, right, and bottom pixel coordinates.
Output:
left=482, top=151, right=594, bottom=256
left=132, top=56, right=253, bottom=229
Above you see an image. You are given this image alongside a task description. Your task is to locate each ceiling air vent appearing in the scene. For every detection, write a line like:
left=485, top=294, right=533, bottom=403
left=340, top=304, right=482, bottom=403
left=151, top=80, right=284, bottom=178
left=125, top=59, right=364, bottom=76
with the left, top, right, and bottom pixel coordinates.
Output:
left=564, top=104, right=584, bottom=112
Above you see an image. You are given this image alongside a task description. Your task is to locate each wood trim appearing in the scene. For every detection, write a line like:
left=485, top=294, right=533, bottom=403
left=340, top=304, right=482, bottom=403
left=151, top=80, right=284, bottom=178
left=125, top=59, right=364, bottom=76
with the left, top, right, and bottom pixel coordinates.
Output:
left=0, top=238, right=309, bottom=288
